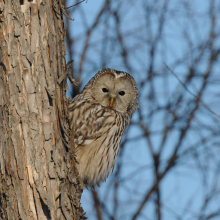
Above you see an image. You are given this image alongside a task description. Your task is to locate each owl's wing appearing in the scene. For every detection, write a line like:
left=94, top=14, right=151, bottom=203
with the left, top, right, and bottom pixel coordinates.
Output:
left=69, top=100, right=118, bottom=147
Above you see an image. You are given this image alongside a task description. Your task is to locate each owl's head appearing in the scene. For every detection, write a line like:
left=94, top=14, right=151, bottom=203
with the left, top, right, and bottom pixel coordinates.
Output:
left=83, top=69, right=138, bottom=115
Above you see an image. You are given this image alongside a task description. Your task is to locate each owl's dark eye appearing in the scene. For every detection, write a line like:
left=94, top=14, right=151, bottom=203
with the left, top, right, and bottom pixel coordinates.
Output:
left=102, top=88, right=109, bottom=93
left=119, top=91, right=125, bottom=96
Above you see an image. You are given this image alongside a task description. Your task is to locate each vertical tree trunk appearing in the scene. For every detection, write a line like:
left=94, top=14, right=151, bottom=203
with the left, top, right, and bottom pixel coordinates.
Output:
left=0, top=0, right=84, bottom=219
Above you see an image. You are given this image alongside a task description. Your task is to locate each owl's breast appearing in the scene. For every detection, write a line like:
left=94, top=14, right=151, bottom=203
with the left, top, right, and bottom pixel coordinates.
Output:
left=75, top=122, right=123, bottom=187
left=69, top=99, right=125, bottom=186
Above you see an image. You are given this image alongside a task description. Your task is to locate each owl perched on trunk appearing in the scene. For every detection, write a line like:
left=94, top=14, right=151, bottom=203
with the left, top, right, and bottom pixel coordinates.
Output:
left=68, top=69, right=138, bottom=187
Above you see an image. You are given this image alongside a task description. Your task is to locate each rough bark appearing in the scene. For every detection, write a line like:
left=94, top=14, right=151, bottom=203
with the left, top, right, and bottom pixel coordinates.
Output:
left=0, top=0, right=84, bottom=219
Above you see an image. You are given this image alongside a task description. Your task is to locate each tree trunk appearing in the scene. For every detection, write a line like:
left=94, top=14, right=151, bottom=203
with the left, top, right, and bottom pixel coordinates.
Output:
left=0, top=0, right=84, bottom=219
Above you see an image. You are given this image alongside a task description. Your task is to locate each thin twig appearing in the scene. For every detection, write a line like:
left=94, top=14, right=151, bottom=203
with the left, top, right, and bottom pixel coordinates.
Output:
left=92, top=190, right=103, bottom=220
left=165, top=64, right=220, bottom=118
left=65, top=0, right=87, bottom=9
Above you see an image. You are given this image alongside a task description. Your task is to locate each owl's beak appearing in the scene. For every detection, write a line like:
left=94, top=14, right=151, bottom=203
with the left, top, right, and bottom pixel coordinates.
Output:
left=110, top=98, right=114, bottom=106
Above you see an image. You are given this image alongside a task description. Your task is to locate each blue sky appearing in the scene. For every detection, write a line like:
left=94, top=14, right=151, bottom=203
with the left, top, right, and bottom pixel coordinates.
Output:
left=65, top=0, right=220, bottom=219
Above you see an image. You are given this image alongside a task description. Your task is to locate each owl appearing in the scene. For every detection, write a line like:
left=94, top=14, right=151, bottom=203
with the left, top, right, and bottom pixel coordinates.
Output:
left=68, top=69, right=138, bottom=187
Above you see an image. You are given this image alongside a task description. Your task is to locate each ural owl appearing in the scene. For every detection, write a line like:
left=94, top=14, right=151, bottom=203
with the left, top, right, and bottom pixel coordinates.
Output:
left=68, top=69, right=138, bottom=187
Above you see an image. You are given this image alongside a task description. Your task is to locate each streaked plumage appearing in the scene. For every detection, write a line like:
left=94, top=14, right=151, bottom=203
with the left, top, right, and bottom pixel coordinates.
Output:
left=68, top=69, right=138, bottom=187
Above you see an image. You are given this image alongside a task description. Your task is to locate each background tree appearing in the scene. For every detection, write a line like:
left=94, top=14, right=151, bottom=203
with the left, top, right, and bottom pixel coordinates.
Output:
left=0, top=1, right=84, bottom=219
left=65, top=0, right=220, bottom=220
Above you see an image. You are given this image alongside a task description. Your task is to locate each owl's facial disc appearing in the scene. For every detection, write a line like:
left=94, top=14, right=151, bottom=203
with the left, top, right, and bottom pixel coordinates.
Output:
left=92, top=73, right=135, bottom=113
